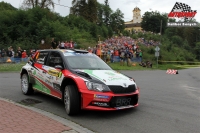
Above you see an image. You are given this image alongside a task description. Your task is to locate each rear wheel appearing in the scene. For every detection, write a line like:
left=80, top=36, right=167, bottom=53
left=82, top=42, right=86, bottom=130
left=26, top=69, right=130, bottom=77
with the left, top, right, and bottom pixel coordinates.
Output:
left=64, top=85, right=80, bottom=115
left=21, top=73, right=34, bottom=95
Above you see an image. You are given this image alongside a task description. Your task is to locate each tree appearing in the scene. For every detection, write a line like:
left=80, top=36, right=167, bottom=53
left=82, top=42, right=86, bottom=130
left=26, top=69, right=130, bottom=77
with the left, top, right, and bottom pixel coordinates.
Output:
left=0, top=1, right=17, bottom=11
left=97, top=3, right=104, bottom=25
left=21, top=0, right=60, bottom=9
left=141, top=11, right=167, bottom=33
left=87, top=0, right=97, bottom=23
left=103, top=0, right=111, bottom=26
left=110, top=9, right=124, bottom=34
left=71, top=0, right=97, bottom=23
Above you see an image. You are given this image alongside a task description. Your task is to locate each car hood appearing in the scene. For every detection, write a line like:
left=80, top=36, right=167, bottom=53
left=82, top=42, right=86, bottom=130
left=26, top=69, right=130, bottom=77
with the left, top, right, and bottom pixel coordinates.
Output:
left=75, top=69, right=136, bottom=86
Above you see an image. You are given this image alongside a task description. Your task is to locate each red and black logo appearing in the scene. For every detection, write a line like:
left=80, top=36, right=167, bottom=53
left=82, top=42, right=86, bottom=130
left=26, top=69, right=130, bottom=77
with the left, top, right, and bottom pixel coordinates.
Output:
left=168, top=2, right=197, bottom=21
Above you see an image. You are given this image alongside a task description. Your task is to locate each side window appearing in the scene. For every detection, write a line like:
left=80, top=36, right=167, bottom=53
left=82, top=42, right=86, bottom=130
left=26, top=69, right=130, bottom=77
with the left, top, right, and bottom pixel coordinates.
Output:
left=47, top=52, right=63, bottom=68
left=35, top=51, right=49, bottom=65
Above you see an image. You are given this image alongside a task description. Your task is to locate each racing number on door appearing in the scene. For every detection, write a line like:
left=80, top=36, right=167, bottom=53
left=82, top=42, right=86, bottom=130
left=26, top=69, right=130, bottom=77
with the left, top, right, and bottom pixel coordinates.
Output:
left=116, top=98, right=131, bottom=107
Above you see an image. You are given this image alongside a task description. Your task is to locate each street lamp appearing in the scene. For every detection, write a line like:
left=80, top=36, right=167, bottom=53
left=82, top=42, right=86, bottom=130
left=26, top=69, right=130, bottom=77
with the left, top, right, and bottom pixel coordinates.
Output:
left=159, top=20, right=162, bottom=45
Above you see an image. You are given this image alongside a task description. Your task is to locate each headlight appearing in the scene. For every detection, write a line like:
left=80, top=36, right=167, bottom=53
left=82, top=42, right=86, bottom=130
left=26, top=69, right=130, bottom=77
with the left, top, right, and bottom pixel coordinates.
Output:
left=85, top=81, right=110, bottom=92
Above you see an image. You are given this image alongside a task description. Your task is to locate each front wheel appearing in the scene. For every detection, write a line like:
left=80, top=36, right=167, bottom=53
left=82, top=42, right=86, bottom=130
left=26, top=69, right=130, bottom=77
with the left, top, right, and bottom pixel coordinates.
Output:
left=21, top=73, right=34, bottom=95
left=64, top=85, right=80, bottom=115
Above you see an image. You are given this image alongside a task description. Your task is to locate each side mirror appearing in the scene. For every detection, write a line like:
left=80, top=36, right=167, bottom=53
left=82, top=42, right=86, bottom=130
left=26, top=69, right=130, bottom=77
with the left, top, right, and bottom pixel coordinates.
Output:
left=55, top=65, right=63, bottom=70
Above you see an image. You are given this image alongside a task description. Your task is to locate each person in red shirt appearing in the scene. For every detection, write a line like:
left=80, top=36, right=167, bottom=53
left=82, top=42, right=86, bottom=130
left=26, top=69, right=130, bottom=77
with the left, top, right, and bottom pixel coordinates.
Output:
left=22, top=50, right=27, bottom=62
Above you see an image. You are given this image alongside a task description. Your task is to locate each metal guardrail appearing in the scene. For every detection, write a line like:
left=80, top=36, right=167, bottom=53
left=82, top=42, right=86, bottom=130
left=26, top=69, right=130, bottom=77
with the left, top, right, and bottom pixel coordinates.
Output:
left=158, top=60, right=200, bottom=63
left=105, top=56, right=142, bottom=63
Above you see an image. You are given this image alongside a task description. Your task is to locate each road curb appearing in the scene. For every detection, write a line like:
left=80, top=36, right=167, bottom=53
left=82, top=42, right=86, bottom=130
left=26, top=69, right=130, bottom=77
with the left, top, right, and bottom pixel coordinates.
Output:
left=0, top=97, right=96, bottom=133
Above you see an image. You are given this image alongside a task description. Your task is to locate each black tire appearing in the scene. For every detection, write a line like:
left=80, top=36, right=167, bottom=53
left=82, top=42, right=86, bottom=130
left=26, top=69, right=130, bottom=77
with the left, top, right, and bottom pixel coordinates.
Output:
left=64, top=85, right=80, bottom=115
left=21, top=73, right=34, bottom=95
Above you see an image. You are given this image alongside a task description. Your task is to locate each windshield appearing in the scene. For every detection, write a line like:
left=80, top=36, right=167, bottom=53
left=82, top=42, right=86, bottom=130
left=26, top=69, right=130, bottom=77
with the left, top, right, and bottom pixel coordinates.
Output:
left=64, top=54, right=112, bottom=70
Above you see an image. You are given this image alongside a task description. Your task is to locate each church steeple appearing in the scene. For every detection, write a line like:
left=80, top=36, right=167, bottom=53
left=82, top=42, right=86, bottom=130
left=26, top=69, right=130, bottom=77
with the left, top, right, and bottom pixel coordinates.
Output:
left=132, top=7, right=141, bottom=23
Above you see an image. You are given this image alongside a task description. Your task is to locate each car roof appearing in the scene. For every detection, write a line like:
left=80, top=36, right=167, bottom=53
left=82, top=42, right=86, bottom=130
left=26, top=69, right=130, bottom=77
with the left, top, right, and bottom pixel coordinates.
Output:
left=38, top=49, right=89, bottom=53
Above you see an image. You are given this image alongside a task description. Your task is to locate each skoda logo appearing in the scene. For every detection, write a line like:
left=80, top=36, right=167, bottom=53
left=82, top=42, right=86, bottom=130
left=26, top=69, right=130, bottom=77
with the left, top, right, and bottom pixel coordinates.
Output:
left=123, top=83, right=127, bottom=87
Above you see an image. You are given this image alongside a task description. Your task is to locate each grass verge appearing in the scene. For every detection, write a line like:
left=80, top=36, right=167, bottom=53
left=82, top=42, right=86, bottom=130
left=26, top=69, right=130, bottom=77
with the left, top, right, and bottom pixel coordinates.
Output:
left=0, top=63, right=25, bottom=72
left=0, top=62, right=199, bottom=72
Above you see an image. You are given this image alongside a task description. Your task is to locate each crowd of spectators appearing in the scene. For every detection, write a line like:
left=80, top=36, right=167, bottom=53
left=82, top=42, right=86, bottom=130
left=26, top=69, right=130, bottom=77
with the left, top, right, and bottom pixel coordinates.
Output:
left=86, top=36, right=145, bottom=66
left=0, top=46, right=28, bottom=63
left=0, top=35, right=156, bottom=66
left=51, top=38, right=76, bottom=49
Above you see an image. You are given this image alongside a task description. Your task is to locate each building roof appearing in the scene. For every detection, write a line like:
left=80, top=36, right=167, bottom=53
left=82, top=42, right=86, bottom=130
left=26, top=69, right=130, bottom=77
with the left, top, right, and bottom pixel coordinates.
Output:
left=125, top=23, right=141, bottom=28
left=133, top=7, right=141, bottom=11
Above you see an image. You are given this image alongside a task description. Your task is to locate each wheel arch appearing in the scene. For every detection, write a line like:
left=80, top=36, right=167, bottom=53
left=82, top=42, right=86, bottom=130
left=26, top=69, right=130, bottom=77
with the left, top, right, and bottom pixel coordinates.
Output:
left=20, top=68, right=35, bottom=84
left=20, top=69, right=28, bottom=79
left=60, top=77, right=80, bottom=101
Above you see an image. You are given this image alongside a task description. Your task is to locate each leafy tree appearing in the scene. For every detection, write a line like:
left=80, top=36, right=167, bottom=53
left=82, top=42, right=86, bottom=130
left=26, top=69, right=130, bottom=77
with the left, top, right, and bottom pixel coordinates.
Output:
left=87, top=0, right=97, bottom=23
left=0, top=1, right=17, bottom=11
left=21, top=0, right=60, bottom=9
left=103, top=0, right=111, bottom=26
left=97, top=3, right=104, bottom=25
left=141, top=11, right=167, bottom=33
left=110, top=9, right=124, bottom=34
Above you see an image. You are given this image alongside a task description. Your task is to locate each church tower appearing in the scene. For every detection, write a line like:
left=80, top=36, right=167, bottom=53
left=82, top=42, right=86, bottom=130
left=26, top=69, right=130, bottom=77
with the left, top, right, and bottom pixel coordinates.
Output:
left=132, top=7, right=141, bottom=23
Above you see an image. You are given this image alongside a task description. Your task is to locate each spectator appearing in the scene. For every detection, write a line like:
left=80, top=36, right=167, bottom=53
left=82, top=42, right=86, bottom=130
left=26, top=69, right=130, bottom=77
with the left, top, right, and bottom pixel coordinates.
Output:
left=69, top=41, right=74, bottom=49
left=51, top=38, right=57, bottom=49
left=22, top=50, right=27, bottom=62
left=7, top=47, right=12, bottom=58
left=119, top=48, right=126, bottom=66
left=59, top=41, right=65, bottom=49
left=139, top=50, right=143, bottom=62
left=17, top=47, right=22, bottom=62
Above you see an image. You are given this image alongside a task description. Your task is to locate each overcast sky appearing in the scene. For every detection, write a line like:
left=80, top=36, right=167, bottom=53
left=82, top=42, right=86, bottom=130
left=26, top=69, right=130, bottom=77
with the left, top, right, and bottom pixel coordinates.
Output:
left=0, top=0, right=199, bottom=22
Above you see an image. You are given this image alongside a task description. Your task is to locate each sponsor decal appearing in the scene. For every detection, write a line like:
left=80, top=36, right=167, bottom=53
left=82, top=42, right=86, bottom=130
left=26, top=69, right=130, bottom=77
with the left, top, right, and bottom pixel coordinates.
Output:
left=45, top=79, right=53, bottom=86
left=104, top=71, right=115, bottom=76
left=92, top=102, right=109, bottom=107
left=83, top=70, right=103, bottom=81
left=93, top=98, right=109, bottom=102
left=108, top=76, right=127, bottom=81
left=64, top=53, right=74, bottom=56
left=35, top=80, right=50, bottom=93
left=42, top=65, right=49, bottom=70
left=53, top=83, right=61, bottom=91
left=35, top=52, right=40, bottom=59
left=58, top=71, right=62, bottom=78
left=33, top=70, right=36, bottom=75
left=94, top=94, right=110, bottom=99
left=48, top=69, right=62, bottom=78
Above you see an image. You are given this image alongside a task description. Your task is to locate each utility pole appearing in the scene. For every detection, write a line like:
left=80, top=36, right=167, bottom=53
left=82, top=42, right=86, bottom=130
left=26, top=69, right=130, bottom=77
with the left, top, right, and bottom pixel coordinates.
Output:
left=156, top=20, right=162, bottom=68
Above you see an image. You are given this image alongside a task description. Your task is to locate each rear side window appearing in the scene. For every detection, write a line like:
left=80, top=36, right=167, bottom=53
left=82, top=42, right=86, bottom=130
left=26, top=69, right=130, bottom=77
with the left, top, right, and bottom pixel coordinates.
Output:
left=35, top=51, right=49, bottom=64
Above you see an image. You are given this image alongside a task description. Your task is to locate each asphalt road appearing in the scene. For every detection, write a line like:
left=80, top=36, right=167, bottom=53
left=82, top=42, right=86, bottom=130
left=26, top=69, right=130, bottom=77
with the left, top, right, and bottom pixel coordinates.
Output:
left=0, top=68, right=200, bottom=133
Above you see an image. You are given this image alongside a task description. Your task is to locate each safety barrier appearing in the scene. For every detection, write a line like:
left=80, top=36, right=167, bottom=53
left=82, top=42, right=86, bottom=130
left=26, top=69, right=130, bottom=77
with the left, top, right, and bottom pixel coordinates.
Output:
left=111, top=56, right=142, bottom=63
left=166, top=69, right=178, bottom=74
left=0, top=57, right=29, bottom=63
left=158, top=60, right=200, bottom=64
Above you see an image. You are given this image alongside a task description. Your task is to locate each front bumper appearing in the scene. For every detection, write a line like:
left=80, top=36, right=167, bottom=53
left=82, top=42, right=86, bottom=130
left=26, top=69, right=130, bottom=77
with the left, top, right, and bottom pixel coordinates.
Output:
left=81, top=89, right=139, bottom=111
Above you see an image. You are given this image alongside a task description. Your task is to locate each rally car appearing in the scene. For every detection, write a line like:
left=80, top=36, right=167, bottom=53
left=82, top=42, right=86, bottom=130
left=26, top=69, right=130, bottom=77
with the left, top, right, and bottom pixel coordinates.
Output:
left=20, top=49, right=139, bottom=115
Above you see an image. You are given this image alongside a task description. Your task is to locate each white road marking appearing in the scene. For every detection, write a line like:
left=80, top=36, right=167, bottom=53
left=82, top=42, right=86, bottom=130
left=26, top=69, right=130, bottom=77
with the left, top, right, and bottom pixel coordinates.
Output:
left=182, top=85, right=199, bottom=91
left=182, top=85, right=200, bottom=101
